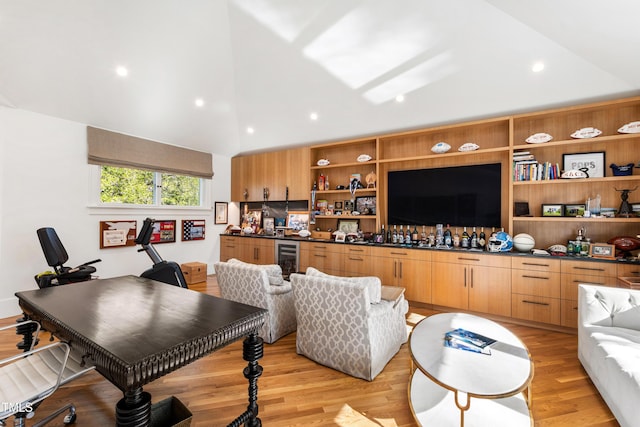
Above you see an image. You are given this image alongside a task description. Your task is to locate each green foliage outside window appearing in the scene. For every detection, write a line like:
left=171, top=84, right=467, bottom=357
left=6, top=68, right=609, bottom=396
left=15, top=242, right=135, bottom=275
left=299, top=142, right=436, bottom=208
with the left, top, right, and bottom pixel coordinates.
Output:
left=100, top=166, right=201, bottom=206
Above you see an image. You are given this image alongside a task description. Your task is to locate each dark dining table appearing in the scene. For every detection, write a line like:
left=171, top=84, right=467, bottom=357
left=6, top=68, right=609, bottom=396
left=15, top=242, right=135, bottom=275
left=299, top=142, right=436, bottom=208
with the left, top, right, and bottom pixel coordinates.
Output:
left=15, top=275, right=267, bottom=427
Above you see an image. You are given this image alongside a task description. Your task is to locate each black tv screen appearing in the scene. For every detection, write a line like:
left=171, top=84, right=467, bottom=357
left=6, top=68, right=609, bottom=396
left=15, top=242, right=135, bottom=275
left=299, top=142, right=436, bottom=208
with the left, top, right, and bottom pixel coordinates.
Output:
left=387, top=163, right=502, bottom=228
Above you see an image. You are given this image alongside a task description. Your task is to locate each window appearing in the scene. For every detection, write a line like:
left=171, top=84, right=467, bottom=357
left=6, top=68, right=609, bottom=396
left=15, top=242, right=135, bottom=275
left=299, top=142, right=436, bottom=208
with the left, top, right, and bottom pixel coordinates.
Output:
left=100, top=166, right=203, bottom=207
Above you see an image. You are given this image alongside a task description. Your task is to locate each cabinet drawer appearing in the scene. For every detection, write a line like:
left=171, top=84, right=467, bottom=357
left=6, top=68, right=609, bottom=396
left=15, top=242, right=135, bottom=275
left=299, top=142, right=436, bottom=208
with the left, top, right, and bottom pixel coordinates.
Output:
left=344, top=245, right=371, bottom=257
left=511, top=257, right=560, bottom=272
left=343, top=252, right=371, bottom=276
left=372, top=246, right=431, bottom=261
left=301, top=242, right=344, bottom=254
left=512, top=271, right=561, bottom=298
left=561, top=299, right=579, bottom=329
left=512, top=294, right=560, bottom=325
left=618, top=263, right=640, bottom=277
left=431, top=251, right=510, bottom=268
left=561, top=274, right=617, bottom=300
left=561, top=259, right=617, bottom=277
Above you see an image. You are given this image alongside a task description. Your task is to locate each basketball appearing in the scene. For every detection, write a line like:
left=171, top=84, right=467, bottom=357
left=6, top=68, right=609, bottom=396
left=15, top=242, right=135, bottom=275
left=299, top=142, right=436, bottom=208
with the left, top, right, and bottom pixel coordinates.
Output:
left=513, top=233, right=535, bottom=252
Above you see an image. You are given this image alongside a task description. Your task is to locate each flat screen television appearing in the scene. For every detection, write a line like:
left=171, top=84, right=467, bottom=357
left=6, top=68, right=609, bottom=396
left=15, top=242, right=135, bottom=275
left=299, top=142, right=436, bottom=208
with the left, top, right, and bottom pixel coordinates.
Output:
left=387, top=163, right=502, bottom=228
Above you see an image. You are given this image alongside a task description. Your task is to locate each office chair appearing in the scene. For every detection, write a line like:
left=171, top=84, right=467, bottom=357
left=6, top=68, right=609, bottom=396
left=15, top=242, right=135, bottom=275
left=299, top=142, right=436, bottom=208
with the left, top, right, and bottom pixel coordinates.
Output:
left=0, top=320, right=95, bottom=426
left=35, top=228, right=101, bottom=288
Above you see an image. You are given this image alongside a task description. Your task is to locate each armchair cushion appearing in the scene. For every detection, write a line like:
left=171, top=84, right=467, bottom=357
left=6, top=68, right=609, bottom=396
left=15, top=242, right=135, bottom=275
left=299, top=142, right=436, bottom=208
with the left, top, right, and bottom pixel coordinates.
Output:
left=227, top=258, right=284, bottom=285
left=305, top=266, right=382, bottom=303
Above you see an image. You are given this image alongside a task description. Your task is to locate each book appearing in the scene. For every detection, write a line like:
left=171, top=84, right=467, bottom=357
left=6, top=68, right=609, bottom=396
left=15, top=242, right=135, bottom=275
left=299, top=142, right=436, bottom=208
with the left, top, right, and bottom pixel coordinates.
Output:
left=443, top=328, right=496, bottom=355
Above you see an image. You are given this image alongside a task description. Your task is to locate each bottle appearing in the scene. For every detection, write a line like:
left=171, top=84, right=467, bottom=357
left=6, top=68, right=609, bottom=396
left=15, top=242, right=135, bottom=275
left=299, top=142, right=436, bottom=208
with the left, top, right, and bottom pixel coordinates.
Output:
left=444, top=224, right=452, bottom=248
left=399, top=225, right=405, bottom=244
left=380, top=224, right=386, bottom=243
left=324, top=175, right=330, bottom=190
left=392, top=225, right=398, bottom=244
left=405, top=227, right=412, bottom=245
left=421, top=226, right=427, bottom=245
left=429, top=227, right=436, bottom=247
left=471, top=227, right=478, bottom=249
left=461, top=226, right=470, bottom=249
left=318, top=173, right=325, bottom=190
left=435, top=224, right=444, bottom=247
left=386, top=225, right=392, bottom=244
left=478, top=227, right=486, bottom=249
left=412, top=225, right=419, bottom=244
left=453, top=227, right=460, bottom=248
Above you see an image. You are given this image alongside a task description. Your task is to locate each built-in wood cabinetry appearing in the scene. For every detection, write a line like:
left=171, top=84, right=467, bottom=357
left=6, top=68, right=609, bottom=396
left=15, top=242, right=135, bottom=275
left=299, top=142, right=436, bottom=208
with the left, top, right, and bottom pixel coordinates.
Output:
left=299, top=241, right=344, bottom=276
left=511, top=258, right=562, bottom=325
left=219, top=235, right=274, bottom=264
left=370, top=247, right=431, bottom=304
left=231, top=147, right=309, bottom=202
left=431, top=252, right=511, bottom=317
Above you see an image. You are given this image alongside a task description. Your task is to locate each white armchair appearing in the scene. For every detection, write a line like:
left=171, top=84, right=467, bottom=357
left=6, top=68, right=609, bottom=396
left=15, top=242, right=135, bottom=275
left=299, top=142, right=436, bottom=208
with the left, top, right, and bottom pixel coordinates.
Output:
left=214, top=259, right=296, bottom=344
left=290, top=268, right=408, bottom=381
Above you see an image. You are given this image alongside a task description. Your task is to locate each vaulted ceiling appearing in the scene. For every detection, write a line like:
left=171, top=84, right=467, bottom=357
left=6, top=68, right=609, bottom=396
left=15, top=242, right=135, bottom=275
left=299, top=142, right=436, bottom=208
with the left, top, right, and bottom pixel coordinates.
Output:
left=1, top=0, right=638, bottom=157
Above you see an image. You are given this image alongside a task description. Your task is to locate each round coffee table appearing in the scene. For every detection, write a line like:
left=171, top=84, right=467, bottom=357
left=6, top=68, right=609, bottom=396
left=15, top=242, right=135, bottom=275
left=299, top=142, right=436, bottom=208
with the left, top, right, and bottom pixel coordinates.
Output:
left=408, top=312, right=533, bottom=426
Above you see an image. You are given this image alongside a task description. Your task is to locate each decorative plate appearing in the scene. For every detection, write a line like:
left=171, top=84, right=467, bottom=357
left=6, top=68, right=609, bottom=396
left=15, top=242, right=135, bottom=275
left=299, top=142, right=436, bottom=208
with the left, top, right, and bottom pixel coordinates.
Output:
left=357, top=154, right=372, bottom=162
left=317, top=159, right=330, bottom=166
left=571, top=127, right=601, bottom=139
left=458, top=142, right=479, bottom=152
left=431, top=142, right=451, bottom=154
left=525, top=133, right=553, bottom=144
left=618, top=121, right=640, bottom=134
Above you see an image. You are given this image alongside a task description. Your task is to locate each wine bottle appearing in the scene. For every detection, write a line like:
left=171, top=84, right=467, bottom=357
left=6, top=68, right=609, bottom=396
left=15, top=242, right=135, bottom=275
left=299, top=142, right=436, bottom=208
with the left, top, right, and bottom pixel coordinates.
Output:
left=405, top=226, right=412, bottom=245
left=412, top=225, right=419, bottom=244
left=444, top=224, right=452, bottom=248
left=381, top=224, right=386, bottom=243
left=461, top=226, right=470, bottom=249
left=478, top=227, right=486, bottom=249
left=386, top=225, right=392, bottom=244
left=421, top=225, right=427, bottom=245
left=399, top=225, right=405, bottom=244
left=392, top=225, right=398, bottom=244
left=471, top=227, right=478, bottom=249
left=453, top=227, right=460, bottom=248
left=429, top=227, right=437, bottom=247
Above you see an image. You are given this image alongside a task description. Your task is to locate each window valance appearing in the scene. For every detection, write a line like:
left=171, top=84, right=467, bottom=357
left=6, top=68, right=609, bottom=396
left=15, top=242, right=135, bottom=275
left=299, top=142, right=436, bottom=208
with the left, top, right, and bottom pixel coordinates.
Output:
left=87, top=126, right=213, bottom=178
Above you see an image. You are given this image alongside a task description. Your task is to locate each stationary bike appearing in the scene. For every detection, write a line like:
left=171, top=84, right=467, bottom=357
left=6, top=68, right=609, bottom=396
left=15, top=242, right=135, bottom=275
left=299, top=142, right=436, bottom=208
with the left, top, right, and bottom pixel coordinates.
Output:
left=135, top=218, right=188, bottom=288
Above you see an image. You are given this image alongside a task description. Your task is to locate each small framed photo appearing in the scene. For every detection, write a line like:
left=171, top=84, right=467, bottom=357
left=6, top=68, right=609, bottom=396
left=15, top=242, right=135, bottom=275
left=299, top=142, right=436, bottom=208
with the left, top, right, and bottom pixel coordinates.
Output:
left=337, top=219, right=359, bottom=234
left=344, top=200, right=354, bottom=213
left=215, top=201, right=228, bottom=224
left=334, top=201, right=343, bottom=210
left=562, top=151, right=606, bottom=178
left=287, top=211, right=309, bottom=231
left=589, top=243, right=615, bottom=259
left=632, top=203, right=640, bottom=217
left=564, top=204, right=586, bottom=217
left=542, top=204, right=563, bottom=217
left=355, top=196, right=376, bottom=215
left=334, top=232, right=346, bottom=243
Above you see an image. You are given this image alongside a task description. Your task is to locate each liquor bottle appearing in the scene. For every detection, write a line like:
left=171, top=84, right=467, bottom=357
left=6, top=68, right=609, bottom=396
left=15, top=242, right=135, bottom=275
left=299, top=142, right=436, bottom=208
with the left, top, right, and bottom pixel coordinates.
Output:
left=435, top=225, right=443, bottom=247
left=461, top=226, right=470, bottom=249
left=453, top=227, right=461, bottom=248
left=399, top=225, right=405, bottom=244
left=478, top=227, right=486, bottom=249
left=324, top=175, right=330, bottom=190
left=412, top=225, right=419, bottom=244
left=444, top=224, right=452, bottom=248
left=471, top=227, right=478, bottom=249
left=386, top=225, right=392, bottom=244
left=380, top=224, right=386, bottom=243
left=318, top=173, right=325, bottom=190
left=392, top=225, right=398, bottom=244
left=421, top=225, right=427, bottom=245
left=405, top=227, right=412, bottom=245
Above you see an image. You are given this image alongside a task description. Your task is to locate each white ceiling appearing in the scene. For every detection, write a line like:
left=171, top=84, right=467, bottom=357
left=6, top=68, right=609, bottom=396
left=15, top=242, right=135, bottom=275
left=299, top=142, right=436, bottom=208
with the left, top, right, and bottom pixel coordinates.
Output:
left=1, top=0, right=639, bottom=157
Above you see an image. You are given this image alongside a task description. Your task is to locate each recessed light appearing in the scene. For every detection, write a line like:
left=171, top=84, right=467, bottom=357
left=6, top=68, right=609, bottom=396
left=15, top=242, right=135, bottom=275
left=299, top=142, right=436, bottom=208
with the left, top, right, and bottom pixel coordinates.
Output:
left=395, top=94, right=405, bottom=103
left=532, top=62, right=545, bottom=73
left=246, top=127, right=255, bottom=134
left=310, top=112, right=318, bottom=121
left=195, top=98, right=205, bottom=107
left=115, top=66, right=128, bottom=77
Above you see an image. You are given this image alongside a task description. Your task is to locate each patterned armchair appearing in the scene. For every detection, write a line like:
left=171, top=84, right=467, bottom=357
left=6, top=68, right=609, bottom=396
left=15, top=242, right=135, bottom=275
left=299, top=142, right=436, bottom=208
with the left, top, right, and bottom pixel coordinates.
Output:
left=290, top=268, right=409, bottom=381
left=214, top=259, right=296, bottom=344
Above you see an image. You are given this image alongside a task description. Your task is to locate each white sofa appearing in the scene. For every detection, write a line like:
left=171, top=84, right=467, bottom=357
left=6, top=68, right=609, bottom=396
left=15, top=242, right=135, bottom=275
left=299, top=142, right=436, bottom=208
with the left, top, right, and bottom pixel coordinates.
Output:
left=578, top=284, right=640, bottom=427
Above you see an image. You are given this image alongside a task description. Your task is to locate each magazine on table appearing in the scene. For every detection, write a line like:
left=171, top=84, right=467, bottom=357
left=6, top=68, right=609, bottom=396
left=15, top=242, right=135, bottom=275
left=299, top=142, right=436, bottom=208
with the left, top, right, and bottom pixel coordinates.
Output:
left=443, top=328, right=497, bottom=355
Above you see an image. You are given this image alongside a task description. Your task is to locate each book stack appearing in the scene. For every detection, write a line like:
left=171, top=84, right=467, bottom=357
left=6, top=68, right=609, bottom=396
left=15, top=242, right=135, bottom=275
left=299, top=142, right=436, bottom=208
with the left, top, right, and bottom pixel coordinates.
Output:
left=513, top=151, right=560, bottom=181
left=443, top=328, right=496, bottom=355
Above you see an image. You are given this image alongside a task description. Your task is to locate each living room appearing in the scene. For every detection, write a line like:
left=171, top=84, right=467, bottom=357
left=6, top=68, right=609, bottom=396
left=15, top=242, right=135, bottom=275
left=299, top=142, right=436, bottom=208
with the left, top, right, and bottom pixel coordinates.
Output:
left=1, top=2, right=639, bottom=426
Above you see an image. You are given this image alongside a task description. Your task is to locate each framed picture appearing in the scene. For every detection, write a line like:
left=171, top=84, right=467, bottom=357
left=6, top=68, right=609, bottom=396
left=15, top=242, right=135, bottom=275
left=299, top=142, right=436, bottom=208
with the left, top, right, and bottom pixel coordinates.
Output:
left=100, top=220, right=137, bottom=248
left=287, top=211, right=309, bottom=231
left=344, top=200, right=354, bottom=213
left=542, top=204, right=563, bottom=217
left=334, top=232, right=346, bottom=243
left=589, top=243, right=615, bottom=259
left=215, top=202, right=228, bottom=224
left=150, top=220, right=176, bottom=244
left=355, top=196, right=376, bottom=215
left=562, top=151, right=606, bottom=178
left=182, top=219, right=206, bottom=241
left=334, top=201, right=343, bottom=210
left=564, top=204, right=586, bottom=217
left=632, top=203, right=640, bottom=217
left=337, top=219, right=359, bottom=234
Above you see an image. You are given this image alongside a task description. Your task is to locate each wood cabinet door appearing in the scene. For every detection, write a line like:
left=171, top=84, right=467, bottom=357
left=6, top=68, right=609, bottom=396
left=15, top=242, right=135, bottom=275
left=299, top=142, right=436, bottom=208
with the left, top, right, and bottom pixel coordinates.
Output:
left=371, top=256, right=399, bottom=286
left=432, top=263, right=468, bottom=310
left=469, top=265, right=511, bottom=317
left=398, top=258, right=431, bottom=304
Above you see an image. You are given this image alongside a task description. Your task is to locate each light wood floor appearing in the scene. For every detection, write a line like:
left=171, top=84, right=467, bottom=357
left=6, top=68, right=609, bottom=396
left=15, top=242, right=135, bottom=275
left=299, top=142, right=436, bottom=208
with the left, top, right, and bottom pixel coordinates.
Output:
left=0, top=277, right=618, bottom=426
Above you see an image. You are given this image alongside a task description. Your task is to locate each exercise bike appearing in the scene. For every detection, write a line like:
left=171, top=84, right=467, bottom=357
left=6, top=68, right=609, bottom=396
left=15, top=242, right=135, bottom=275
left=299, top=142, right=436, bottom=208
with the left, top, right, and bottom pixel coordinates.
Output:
left=135, top=218, right=188, bottom=288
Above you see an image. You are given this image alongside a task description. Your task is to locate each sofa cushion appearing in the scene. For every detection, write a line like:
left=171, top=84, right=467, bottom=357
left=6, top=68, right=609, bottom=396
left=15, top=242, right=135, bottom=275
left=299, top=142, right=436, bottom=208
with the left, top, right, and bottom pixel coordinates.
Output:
left=305, top=266, right=381, bottom=303
left=227, top=258, right=284, bottom=285
left=581, top=285, right=640, bottom=330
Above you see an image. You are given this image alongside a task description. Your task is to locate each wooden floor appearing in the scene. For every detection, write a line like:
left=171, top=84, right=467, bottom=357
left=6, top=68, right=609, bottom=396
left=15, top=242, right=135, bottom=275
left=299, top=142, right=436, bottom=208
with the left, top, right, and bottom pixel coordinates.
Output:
left=0, top=277, right=618, bottom=427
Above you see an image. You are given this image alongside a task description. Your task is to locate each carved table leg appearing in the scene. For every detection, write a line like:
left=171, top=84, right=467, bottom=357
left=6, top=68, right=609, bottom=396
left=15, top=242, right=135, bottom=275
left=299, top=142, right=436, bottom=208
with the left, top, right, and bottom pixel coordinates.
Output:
left=228, top=333, right=264, bottom=427
left=116, top=388, right=151, bottom=427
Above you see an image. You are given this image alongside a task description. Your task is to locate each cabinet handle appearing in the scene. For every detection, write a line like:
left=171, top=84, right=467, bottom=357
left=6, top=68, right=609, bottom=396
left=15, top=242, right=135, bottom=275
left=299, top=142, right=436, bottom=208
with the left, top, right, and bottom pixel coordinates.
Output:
left=348, top=256, right=364, bottom=261
left=313, top=246, right=327, bottom=249
left=574, top=266, right=605, bottom=272
left=522, top=300, right=550, bottom=306
left=572, top=279, right=605, bottom=285
left=254, top=248, right=259, bottom=259
left=464, top=267, right=467, bottom=287
left=314, top=254, right=327, bottom=258
left=390, top=251, right=408, bottom=256
left=523, top=262, right=550, bottom=267
left=349, top=248, right=364, bottom=253
left=394, top=260, right=397, bottom=278
left=458, top=257, right=480, bottom=262
left=522, top=275, right=549, bottom=280
left=470, top=268, right=474, bottom=288
left=399, top=261, right=403, bottom=279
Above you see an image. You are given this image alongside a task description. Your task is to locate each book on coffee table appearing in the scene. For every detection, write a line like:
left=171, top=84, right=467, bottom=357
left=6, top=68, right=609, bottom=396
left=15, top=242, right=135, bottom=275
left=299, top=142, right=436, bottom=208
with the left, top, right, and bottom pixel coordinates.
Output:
left=443, top=328, right=496, bottom=355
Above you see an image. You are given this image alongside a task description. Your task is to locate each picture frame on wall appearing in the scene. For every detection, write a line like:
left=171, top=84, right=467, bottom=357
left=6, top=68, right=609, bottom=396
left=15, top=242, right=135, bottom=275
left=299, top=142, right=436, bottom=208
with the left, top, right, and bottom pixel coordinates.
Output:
left=150, top=220, right=176, bottom=244
left=562, top=151, right=606, bottom=178
left=541, top=204, right=563, bottom=217
left=215, top=202, right=228, bottom=224
left=182, top=219, right=206, bottom=241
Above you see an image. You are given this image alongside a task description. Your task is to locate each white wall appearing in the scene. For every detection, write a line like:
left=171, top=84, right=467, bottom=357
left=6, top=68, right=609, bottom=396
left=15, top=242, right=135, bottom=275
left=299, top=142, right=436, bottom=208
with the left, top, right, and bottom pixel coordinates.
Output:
left=0, top=107, right=231, bottom=318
